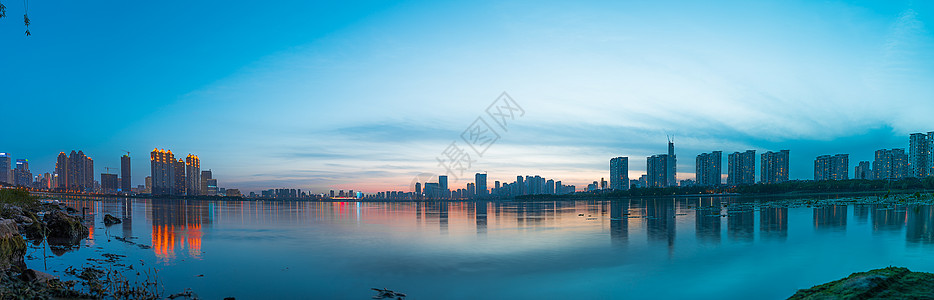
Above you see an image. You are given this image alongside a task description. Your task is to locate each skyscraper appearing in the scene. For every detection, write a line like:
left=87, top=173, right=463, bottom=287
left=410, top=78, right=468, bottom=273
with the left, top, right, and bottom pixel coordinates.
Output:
left=873, top=148, right=909, bottom=180
left=761, top=150, right=790, bottom=184
left=814, top=154, right=848, bottom=181
left=855, top=161, right=871, bottom=180
left=150, top=148, right=175, bottom=196
left=727, top=150, right=756, bottom=185
left=0, top=153, right=10, bottom=185
left=667, top=139, right=677, bottom=187
left=909, top=132, right=933, bottom=178
left=610, top=157, right=629, bottom=190
left=101, top=173, right=118, bottom=194
left=646, top=154, right=669, bottom=188
left=695, top=151, right=722, bottom=186
left=120, top=154, right=131, bottom=192
left=475, top=173, right=488, bottom=198
left=186, top=154, right=201, bottom=196
left=55, top=152, right=68, bottom=190
left=201, top=170, right=213, bottom=196
left=439, top=175, right=449, bottom=199
left=66, top=150, right=93, bottom=192
left=174, top=158, right=187, bottom=195
left=12, top=159, right=32, bottom=187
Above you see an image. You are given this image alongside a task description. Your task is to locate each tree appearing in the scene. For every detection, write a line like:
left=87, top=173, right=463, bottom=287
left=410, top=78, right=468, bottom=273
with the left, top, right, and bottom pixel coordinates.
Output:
left=0, top=0, right=31, bottom=36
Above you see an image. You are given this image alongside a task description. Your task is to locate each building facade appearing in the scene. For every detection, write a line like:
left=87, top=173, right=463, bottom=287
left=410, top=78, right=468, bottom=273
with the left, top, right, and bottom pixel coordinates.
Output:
left=909, top=132, right=933, bottom=178
left=0, top=153, right=10, bottom=185
left=814, top=154, right=848, bottom=181
left=855, top=161, right=872, bottom=180
left=120, top=154, right=131, bottom=192
left=695, top=151, right=722, bottom=186
left=185, top=154, right=201, bottom=196
left=761, top=150, right=790, bottom=184
left=873, top=148, right=909, bottom=180
left=610, top=156, right=629, bottom=190
left=727, top=150, right=756, bottom=185
left=150, top=149, right=175, bottom=196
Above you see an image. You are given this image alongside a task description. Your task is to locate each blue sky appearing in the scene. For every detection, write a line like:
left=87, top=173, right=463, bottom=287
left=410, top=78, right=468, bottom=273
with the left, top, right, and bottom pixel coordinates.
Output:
left=1, top=0, right=933, bottom=193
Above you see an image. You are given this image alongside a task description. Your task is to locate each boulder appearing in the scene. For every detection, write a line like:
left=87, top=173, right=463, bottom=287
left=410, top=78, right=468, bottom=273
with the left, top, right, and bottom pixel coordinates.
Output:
left=103, top=214, right=122, bottom=226
left=0, top=219, right=27, bottom=270
left=43, top=210, right=89, bottom=244
left=20, top=268, right=57, bottom=284
left=790, top=267, right=934, bottom=299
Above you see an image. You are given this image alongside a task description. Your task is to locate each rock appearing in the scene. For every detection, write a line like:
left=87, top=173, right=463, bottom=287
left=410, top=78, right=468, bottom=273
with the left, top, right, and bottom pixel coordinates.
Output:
left=790, top=267, right=934, bottom=299
left=43, top=210, right=89, bottom=246
left=20, top=268, right=57, bottom=283
left=103, top=214, right=121, bottom=226
left=0, top=219, right=27, bottom=270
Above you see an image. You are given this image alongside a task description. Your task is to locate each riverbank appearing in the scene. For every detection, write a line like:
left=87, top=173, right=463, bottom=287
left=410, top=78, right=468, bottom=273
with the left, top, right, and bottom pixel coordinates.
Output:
left=0, top=189, right=199, bottom=299
left=790, top=267, right=934, bottom=299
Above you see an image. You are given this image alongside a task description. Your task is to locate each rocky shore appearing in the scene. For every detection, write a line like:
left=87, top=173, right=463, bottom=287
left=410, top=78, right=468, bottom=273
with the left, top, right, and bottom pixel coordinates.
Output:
left=790, top=267, right=934, bottom=299
left=0, top=189, right=197, bottom=299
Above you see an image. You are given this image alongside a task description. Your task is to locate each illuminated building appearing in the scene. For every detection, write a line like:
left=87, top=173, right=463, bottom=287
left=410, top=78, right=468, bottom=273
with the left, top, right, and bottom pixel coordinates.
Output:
left=873, top=148, right=908, bottom=180
left=610, top=156, right=629, bottom=190
left=761, top=150, right=790, bottom=184
left=814, top=154, right=848, bottom=181
left=174, top=159, right=187, bottom=195
left=66, top=150, right=94, bottom=192
left=185, top=154, right=201, bottom=196
left=646, top=140, right=677, bottom=188
left=695, top=151, right=721, bottom=186
left=13, top=159, right=32, bottom=187
left=727, top=150, right=756, bottom=185
left=150, top=148, right=176, bottom=196
left=55, top=152, right=68, bottom=190
left=121, top=154, right=131, bottom=192
left=0, top=153, right=10, bottom=185
left=909, top=132, right=933, bottom=178
left=438, top=175, right=448, bottom=199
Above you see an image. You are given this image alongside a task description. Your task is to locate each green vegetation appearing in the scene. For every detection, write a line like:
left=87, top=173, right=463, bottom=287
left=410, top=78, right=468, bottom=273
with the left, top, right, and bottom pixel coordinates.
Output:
left=0, top=189, right=39, bottom=209
left=790, top=267, right=934, bottom=299
left=517, top=178, right=934, bottom=200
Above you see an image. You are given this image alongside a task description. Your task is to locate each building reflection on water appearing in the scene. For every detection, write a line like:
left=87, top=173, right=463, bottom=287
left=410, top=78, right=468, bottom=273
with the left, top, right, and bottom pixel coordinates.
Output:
left=57, top=197, right=934, bottom=259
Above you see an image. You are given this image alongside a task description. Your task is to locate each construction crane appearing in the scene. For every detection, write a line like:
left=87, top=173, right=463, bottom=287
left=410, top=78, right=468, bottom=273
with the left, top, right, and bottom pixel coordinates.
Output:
left=121, top=150, right=131, bottom=157
left=103, top=167, right=118, bottom=174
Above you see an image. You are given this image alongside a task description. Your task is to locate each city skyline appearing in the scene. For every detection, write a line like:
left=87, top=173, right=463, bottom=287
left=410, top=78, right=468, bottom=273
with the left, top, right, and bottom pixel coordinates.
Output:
left=3, top=1, right=934, bottom=192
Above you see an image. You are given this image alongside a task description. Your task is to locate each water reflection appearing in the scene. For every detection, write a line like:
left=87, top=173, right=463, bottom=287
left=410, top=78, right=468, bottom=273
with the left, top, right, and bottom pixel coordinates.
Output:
left=814, top=205, right=847, bottom=232
left=760, top=207, right=787, bottom=240
left=57, top=197, right=934, bottom=261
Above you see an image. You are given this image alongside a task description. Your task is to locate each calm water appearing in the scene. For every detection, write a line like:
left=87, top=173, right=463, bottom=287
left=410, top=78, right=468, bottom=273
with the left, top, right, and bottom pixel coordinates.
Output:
left=25, top=197, right=934, bottom=299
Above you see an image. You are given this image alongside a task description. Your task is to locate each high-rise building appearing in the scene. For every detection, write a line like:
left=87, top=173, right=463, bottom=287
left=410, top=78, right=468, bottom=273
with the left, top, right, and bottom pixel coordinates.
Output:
left=145, top=176, right=152, bottom=193
left=695, top=151, right=722, bottom=186
left=66, top=150, right=93, bottom=192
left=909, top=132, right=933, bottom=178
left=120, top=154, right=131, bottom=192
left=475, top=173, right=487, bottom=198
left=101, top=173, right=118, bottom=194
left=646, top=154, right=669, bottom=188
left=12, top=159, right=32, bottom=187
left=610, top=157, right=629, bottom=190
left=873, top=148, right=909, bottom=180
left=667, top=139, right=677, bottom=187
left=174, top=159, right=187, bottom=195
left=150, top=149, right=175, bottom=196
left=201, top=170, right=213, bottom=196
left=727, top=150, right=756, bottom=185
left=438, top=175, right=448, bottom=199
left=855, top=161, right=872, bottom=180
left=55, top=152, right=68, bottom=190
left=814, top=154, right=848, bottom=181
left=206, top=178, right=218, bottom=196
left=185, top=154, right=201, bottom=196
left=0, top=153, right=10, bottom=185
left=761, top=150, right=790, bottom=184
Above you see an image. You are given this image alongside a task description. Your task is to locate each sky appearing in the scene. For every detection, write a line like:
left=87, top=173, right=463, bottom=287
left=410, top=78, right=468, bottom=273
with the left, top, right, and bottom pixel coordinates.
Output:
left=1, top=0, right=933, bottom=194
